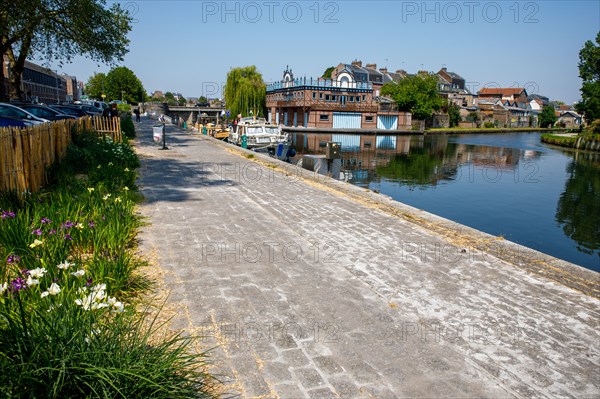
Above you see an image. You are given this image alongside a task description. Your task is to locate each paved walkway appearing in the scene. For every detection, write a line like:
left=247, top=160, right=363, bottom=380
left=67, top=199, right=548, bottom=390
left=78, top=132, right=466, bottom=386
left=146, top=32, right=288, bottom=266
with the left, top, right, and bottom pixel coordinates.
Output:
left=135, top=118, right=599, bottom=399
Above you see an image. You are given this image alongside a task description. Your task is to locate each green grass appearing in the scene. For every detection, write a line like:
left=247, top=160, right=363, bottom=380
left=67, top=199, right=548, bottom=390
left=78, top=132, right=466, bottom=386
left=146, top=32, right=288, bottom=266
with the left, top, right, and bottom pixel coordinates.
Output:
left=0, top=129, right=216, bottom=398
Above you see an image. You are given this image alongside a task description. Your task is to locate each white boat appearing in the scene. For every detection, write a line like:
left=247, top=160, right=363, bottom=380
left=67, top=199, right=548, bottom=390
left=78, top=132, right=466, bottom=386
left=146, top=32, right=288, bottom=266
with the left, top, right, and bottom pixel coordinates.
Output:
left=228, top=117, right=288, bottom=149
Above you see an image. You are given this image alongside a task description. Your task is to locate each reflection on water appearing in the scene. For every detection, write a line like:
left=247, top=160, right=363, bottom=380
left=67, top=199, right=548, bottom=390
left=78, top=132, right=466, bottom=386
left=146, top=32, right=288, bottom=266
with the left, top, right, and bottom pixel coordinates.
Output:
left=292, top=131, right=600, bottom=271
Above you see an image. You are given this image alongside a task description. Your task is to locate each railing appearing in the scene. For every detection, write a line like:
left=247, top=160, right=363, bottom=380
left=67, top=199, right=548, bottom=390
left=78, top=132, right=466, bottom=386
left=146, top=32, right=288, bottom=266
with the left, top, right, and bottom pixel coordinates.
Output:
left=1, top=116, right=121, bottom=193
left=267, top=78, right=373, bottom=91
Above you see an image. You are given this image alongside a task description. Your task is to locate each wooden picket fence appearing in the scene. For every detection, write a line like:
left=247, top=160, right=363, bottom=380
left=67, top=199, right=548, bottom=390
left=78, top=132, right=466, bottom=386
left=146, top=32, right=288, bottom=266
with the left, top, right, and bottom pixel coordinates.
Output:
left=0, top=116, right=121, bottom=193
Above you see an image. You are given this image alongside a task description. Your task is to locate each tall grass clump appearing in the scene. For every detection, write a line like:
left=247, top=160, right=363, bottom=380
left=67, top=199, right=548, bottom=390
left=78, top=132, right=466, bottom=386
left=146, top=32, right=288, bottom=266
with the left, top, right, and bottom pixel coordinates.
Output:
left=0, top=129, right=215, bottom=398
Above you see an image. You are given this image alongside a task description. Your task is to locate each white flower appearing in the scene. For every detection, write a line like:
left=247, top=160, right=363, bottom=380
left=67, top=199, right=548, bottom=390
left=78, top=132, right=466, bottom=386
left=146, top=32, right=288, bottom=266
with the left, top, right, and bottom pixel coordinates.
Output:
left=87, top=187, right=95, bottom=193
left=57, top=261, right=72, bottom=270
left=47, top=283, right=61, bottom=296
left=102, top=194, right=111, bottom=200
left=41, top=291, right=49, bottom=298
left=28, top=267, right=47, bottom=278
left=112, top=301, right=125, bottom=313
left=0, top=282, right=7, bottom=294
left=77, top=286, right=88, bottom=294
left=29, top=239, right=44, bottom=248
left=26, top=276, right=39, bottom=286
left=124, top=167, right=130, bottom=172
left=114, top=197, right=122, bottom=203
left=123, top=186, right=129, bottom=191
left=71, top=269, right=85, bottom=277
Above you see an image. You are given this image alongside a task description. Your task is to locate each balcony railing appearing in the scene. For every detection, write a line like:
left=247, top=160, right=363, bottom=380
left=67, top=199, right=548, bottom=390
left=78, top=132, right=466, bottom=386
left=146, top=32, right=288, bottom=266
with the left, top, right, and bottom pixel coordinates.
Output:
left=267, top=78, right=372, bottom=92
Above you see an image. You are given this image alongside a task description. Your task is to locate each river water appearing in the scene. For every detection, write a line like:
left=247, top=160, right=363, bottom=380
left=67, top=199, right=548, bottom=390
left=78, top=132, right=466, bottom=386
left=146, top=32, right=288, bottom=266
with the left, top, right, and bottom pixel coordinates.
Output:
left=291, top=132, right=600, bottom=272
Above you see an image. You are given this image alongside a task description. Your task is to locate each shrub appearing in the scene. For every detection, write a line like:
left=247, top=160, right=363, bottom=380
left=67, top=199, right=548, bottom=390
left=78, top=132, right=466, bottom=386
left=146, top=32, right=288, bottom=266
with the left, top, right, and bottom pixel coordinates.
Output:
left=484, top=122, right=495, bottom=128
left=121, top=114, right=136, bottom=139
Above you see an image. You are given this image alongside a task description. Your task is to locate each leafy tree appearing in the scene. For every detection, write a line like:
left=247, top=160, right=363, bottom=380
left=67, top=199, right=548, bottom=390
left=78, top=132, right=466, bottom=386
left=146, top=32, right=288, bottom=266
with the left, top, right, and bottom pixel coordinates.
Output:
left=0, top=0, right=132, bottom=101
left=105, top=67, right=145, bottom=104
left=380, top=74, right=443, bottom=120
left=198, top=96, right=208, bottom=103
left=322, top=66, right=335, bottom=79
left=84, top=72, right=107, bottom=100
left=575, top=31, right=600, bottom=124
left=164, top=92, right=176, bottom=104
left=539, top=105, right=558, bottom=128
left=466, top=111, right=481, bottom=127
left=447, top=102, right=461, bottom=127
left=224, top=66, right=266, bottom=118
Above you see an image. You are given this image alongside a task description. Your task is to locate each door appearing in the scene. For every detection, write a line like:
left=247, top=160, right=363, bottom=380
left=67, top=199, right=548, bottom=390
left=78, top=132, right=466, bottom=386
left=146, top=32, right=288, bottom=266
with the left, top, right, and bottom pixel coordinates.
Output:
left=333, top=112, right=361, bottom=129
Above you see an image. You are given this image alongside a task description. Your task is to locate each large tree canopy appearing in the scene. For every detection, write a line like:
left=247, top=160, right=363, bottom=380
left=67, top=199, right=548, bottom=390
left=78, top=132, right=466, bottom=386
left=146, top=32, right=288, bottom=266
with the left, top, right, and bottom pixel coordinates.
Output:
left=84, top=72, right=107, bottom=100
left=575, top=31, right=600, bottom=123
left=1, top=0, right=132, bottom=101
left=224, top=66, right=266, bottom=119
left=380, top=73, right=443, bottom=120
left=104, top=67, right=145, bottom=104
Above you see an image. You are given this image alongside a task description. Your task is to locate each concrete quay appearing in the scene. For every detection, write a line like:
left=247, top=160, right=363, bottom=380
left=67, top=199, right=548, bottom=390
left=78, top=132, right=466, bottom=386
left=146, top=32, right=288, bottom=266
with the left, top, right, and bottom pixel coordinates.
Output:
left=135, top=118, right=599, bottom=399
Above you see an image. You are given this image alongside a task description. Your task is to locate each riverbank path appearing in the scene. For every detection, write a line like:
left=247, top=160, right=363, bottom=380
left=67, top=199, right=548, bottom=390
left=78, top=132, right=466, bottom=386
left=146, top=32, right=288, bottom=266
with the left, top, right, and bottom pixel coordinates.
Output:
left=135, top=117, right=599, bottom=399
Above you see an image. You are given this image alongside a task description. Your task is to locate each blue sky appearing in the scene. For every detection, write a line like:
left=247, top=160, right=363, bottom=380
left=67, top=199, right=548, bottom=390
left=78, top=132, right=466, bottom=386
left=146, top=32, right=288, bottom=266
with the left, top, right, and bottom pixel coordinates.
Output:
left=48, top=0, right=599, bottom=104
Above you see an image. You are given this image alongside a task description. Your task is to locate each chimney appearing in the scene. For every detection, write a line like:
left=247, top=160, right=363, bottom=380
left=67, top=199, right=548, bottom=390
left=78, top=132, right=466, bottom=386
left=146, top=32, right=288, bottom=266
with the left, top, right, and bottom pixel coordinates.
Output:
left=351, top=60, right=362, bottom=67
left=396, top=70, right=407, bottom=77
left=379, top=67, right=388, bottom=74
left=441, top=67, right=447, bottom=72
left=366, top=63, right=377, bottom=69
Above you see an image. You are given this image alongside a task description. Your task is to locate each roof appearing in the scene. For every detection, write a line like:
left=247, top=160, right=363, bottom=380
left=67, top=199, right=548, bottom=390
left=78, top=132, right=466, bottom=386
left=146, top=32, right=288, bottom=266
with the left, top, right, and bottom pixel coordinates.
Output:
left=479, top=88, right=526, bottom=96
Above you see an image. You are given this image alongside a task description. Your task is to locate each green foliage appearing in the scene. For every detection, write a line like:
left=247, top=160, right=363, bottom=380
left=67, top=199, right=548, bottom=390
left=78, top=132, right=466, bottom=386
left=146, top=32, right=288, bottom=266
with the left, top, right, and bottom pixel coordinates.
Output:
left=541, top=134, right=577, bottom=147
left=84, top=72, right=107, bottom=100
left=105, top=66, right=146, bottom=105
left=588, top=119, right=600, bottom=134
left=0, top=0, right=132, bottom=101
left=576, top=31, right=600, bottom=123
left=322, top=66, right=335, bottom=79
left=121, top=114, right=136, bottom=139
left=466, top=111, right=481, bottom=127
left=447, top=102, right=461, bottom=127
left=198, top=96, right=208, bottom=103
left=380, top=74, right=443, bottom=120
left=224, top=66, right=266, bottom=118
left=0, top=133, right=215, bottom=398
left=484, top=122, right=495, bottom=128
left=539, top=105, right=558, bottom=128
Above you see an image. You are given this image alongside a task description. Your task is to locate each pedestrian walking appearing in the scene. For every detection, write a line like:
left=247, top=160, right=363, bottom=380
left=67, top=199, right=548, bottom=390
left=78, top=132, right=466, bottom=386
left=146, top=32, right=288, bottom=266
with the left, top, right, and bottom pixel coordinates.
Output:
left=133, top=107, right=141, bottom=122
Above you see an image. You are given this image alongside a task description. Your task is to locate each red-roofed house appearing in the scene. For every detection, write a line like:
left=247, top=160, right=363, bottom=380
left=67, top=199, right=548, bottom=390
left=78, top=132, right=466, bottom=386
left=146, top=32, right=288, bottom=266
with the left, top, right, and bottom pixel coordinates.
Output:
left=478, top=88, right=528, bottom=104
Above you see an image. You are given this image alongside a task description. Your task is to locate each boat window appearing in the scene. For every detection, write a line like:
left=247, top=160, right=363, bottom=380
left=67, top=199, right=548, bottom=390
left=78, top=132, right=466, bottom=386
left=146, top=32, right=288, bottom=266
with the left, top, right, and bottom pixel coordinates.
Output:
left=265, top=127, right=279, bottom=134
left=247, top=127, right=264, bottom=134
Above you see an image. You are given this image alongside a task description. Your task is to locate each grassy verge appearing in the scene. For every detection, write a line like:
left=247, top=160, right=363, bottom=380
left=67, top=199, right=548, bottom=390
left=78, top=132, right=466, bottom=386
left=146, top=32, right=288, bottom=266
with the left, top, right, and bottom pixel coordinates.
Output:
left=541, top=132, right=600, bottom=149
left=0, top=131, right=215, bottom=398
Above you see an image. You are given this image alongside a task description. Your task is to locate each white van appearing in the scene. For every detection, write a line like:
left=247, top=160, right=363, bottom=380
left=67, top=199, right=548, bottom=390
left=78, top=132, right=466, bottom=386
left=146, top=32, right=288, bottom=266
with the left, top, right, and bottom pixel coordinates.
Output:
left=80, top=99, right=108, bottom=109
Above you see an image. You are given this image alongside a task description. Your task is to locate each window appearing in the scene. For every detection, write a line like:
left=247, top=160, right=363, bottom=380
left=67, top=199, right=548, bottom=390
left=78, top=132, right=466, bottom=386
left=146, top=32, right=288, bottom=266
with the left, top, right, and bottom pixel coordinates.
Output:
left=362, top=95, right=366, bottom=101
left=365, top=116, right=374, bottom=122
left=312, top=92, right=316, bottom=99
left=349, top=96, right=354, bottom=102
left=319, top=93, right=323, bottom=99
left=325, top=95, right=330, bottom=101
left=356, top=96, right=360, bottom=102
left=320, top=114, right=329, bottom=121
left=332, top=95, right=337, bottom=102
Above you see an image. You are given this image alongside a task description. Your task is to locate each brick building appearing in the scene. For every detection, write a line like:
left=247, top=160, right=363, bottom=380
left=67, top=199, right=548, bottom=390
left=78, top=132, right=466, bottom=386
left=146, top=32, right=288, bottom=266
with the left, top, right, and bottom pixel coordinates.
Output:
left=266, top=64, right=411, bottom=130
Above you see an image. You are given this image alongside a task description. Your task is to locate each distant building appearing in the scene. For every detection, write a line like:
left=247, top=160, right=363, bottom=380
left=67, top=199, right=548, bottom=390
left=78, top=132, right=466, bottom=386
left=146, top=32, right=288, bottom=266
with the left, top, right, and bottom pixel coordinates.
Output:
left=436, top=67, right=474, bottom=107
left=2, top=56, right=71, bottom=103
left=151, top=90, right=164, bottom=99
left=266, top=64, right=411, bottom=130
left=478, top=87, right=528, bottom=104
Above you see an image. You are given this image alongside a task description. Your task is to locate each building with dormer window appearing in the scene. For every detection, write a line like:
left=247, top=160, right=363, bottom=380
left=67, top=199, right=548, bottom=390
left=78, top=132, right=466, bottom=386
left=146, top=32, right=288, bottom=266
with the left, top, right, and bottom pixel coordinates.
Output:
left=266, top=63, right=411, bottom=131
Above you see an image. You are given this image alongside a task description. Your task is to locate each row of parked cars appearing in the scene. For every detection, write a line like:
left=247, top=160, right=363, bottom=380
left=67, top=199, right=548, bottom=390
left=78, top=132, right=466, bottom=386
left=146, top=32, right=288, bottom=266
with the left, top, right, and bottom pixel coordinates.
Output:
left=0, top=102, right=105, bottom=128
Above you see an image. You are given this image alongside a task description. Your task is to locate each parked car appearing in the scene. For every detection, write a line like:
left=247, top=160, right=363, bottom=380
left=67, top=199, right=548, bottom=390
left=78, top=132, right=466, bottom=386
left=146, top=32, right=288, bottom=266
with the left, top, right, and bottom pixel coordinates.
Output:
left=74, top=104, right=103, bottom=115
left=78, top=99, right=108, bottom=109
left=18, top=104, right=76, bottom=121
left=0, top=116, right=31, bottom=128
left=0, top=103, right=49, bottom=124
left=49, top=105, right=90, bottom=118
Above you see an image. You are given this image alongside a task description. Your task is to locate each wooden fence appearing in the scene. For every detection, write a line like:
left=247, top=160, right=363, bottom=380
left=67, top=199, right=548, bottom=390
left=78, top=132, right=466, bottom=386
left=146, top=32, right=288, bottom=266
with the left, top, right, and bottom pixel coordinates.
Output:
left=0, top=116, right=121, bottom=193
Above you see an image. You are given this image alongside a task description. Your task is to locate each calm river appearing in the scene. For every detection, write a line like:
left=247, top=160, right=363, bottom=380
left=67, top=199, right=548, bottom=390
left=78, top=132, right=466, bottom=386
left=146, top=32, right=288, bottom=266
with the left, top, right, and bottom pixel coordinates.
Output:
left=291, top=132, right=600, bottom=272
